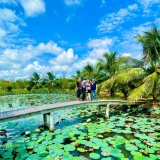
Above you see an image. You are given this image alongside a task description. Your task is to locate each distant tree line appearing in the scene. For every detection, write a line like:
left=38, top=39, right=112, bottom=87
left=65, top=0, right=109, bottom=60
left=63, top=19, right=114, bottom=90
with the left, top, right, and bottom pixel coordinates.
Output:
left=0, top=72, right=77, bottom=95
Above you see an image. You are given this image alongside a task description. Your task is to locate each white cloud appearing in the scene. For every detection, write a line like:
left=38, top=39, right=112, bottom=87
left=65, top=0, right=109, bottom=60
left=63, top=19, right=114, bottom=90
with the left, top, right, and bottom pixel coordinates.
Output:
left=0, top=8, right=18, bottom=22
left=87, top=37, right=112, bottom=58
left=73, top=58, right=98, bottom=70
left=0, top=0, right=46, bottom=17
left=0, top=0, right=17, bottom=4
left=51, top=65, right=73, bottom=73
left=114, top=22, right=156, bottom=59
left=0, top=28, right=7, bottom=46
left=122, top=53, right=131, bottom=57
left=131, top=22, right=152, bottom=35
left=0, top=8, right=26, bottom=47
left=0, top=41, right=66, bottom=68
left=137, top=0, right=160, bottom=9
left=128, top=4, right=138, bottom=11
left=66, top=13, right=75, bottom=22
left=100, top=0, right=106, bottom=7
left=87, top=37, right=112, bottom=49
left=0, top=41, right=79, bottom=78
left=97, top=8, right=134, bottom=33
left=49, top=48, right=78, bottom=65
left=64, top=0, right=82, bottom=6
left=0, top=37, right=113, bottom=78
left=72, top=37, right=113, bottom=70
left=20, top=0, right=45, bottom=17
left=24, top=61, right=46, bottom=72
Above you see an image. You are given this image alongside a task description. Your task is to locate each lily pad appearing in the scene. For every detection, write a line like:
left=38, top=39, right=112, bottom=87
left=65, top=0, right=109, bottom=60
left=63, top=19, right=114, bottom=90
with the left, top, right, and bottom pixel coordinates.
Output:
left=89, top=153, right=100, bottom=159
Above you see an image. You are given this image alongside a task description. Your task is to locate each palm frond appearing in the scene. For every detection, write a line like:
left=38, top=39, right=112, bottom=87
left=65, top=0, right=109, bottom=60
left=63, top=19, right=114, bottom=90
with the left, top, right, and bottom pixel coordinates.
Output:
left=128, top=72, right=159, bottom=102
left=115, top=68, right=145, bottom=85
left=98, top=76, right=116, bottom=92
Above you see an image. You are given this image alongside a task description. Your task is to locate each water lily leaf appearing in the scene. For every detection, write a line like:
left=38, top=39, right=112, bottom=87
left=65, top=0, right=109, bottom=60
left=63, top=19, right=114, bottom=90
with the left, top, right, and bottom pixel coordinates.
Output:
left=124, top=144, right=138, bottom=151
left=131, top=151, right=145, bottom=160
left=48, top=143, right=64, bottom=150
left=145, top=147, right=155, bottom=154
left=93, top=145, right=100, bottom=149
left=39, top=151, right=48, bottom=157
left=27, top=141, right=39, bottom=149
left=62, top=152, right=73, bottom=160
left=64, top=144, right=75, bottom=151
left=89, top=153, right=100, bottom=159
left=49, top=149, right=64, bottom=158
left=77, top=148, right=86, bottom=152
left=137, top=143, right=146, bottom=149
left=3, top=151, right=13, bottom=159
left=110, top=149, right=124, bottom=158
left=52, top=137, right=64, bottom=143
left=26, top=153, right=41, bottom=160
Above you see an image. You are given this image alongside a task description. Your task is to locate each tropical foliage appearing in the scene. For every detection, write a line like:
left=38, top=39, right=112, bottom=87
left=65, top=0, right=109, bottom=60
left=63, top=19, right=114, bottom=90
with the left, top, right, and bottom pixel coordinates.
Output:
left=42, top=72, right=55, bottom=93
left=97, top=24, right=160, bottom=101
left=97, top=52, right=142, bottom=98
left=29, top=72, right=42, bottom=91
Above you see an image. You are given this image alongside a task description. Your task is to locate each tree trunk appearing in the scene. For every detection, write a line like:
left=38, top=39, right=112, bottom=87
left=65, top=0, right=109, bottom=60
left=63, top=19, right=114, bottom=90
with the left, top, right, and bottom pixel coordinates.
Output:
left=124, top=91, right=128, bottom=100
left=121, top=87, right=128, bottom=100
left=152, top=88, right=157, bottom=101
left=110, top=88, right=114, bottom=97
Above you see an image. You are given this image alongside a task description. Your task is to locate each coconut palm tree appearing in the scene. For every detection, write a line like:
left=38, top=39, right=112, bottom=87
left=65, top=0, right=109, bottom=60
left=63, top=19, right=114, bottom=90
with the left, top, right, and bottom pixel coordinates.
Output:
left=29, top=72, right=41, bottom=91
left=83, top=64, right=98, bottom=80
left=97, top=52, right=142, bottom=97
left=129, top=24, right=160, bottom=101
left=135, top=23, right=160, bottom=68
left=43, top=72, right=55, bottom=93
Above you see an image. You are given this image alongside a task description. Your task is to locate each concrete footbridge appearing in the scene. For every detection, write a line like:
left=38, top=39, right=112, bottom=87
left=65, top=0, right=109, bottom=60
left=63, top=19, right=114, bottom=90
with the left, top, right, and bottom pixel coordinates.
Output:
left=0, top=100, right=146, bottom=131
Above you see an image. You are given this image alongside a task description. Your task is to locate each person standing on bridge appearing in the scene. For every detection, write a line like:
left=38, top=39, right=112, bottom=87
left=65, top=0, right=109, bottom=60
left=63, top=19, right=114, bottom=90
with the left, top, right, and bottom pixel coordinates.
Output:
left=81, top=78, right=87, bottom=101
left=85, top=79, right=91, bottom=101
left=76, top=77, right=82, bottom=101
left=91, top=77, right=98, bottom=100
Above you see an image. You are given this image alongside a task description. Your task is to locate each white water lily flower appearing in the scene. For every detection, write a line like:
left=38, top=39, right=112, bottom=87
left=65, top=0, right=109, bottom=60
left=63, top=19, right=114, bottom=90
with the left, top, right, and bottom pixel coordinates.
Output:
left=87, top=118, right=91, bottom=122
left=75, top=125, right=79, bottom=128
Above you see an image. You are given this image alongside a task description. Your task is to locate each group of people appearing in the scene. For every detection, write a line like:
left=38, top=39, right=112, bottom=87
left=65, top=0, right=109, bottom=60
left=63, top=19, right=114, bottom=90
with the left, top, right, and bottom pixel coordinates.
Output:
left=76, top=77, right=97, bottom=101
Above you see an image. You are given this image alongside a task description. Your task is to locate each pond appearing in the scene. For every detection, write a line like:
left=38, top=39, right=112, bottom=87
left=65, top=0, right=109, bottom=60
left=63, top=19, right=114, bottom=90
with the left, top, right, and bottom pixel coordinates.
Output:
left=0, top=94, right=160, bottom=160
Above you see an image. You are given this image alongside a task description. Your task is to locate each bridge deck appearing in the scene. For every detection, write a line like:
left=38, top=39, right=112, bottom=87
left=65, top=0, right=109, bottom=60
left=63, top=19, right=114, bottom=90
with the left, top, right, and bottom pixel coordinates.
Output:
left=0, top=100, right=145, bottom=123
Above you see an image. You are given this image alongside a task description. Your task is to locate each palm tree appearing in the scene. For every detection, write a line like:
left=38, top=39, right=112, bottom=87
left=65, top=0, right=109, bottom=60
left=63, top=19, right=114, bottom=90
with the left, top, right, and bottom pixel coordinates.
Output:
left=135, top=23, right=160, bottom=68
left=129, top=24, right=160, bottom=101
left=43, top=72, right=55, bottom=93
left=83, top=64, right=97, bottom=80
left=97, top=52, right=141, bottom=97
left=29, top=72, right=41, bottom=91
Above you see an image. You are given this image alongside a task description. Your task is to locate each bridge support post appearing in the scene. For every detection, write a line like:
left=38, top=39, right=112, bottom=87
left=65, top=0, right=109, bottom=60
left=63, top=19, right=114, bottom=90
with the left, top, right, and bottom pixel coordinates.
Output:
left=106, top=104, right=110, bottom=118
left=43, top=114, right=48, bottom=127
left=98, top=106, right=101, bottom=113
left=49, top=112, right=54, bottom=132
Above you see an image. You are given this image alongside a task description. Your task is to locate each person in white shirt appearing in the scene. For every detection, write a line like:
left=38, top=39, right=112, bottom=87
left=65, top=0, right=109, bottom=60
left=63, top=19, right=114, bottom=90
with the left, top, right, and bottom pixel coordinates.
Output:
left=81, top=78, right=87, bottom=101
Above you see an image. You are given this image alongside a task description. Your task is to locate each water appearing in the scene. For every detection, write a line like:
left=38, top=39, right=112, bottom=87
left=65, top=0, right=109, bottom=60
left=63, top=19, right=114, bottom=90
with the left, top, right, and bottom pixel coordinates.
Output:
left=0, top=94, right=160, bottom=160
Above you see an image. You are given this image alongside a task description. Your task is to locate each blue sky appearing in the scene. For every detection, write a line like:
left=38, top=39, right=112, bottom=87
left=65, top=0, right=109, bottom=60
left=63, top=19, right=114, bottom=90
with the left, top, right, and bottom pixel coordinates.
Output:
left=0, top=0, right=160, bottom=79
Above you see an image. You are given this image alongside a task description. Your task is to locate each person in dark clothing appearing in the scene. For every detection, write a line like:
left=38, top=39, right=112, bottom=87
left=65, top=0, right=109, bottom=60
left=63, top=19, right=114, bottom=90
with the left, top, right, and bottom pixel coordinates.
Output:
left=76, top=77, right=82, bottom=101
left=91, top=78, right=98, bottom=100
